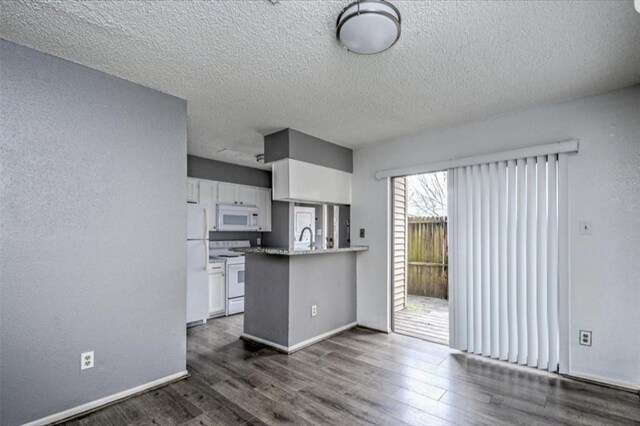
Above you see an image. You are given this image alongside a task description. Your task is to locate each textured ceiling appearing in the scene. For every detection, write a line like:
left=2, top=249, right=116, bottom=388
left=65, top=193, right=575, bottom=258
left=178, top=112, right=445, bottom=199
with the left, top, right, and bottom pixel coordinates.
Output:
left=2, top=1, right=639, bottom=169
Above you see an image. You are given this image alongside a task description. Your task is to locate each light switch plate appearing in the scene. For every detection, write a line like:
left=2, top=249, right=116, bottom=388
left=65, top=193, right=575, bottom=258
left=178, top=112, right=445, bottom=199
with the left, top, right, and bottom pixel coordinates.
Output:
left=359, top=228, right=365, bottom=238
left=579, top=221, right=592, bottom=235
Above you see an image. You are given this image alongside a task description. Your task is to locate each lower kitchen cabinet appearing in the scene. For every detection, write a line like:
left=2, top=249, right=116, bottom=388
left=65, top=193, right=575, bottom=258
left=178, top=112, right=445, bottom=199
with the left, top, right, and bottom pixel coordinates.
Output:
left=208, top=264, right=225, bottom=317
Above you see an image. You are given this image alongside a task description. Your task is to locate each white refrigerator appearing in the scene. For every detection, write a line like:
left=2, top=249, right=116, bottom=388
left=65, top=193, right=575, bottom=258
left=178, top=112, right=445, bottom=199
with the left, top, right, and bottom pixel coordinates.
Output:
left=186, top=203, right=210, bottom=324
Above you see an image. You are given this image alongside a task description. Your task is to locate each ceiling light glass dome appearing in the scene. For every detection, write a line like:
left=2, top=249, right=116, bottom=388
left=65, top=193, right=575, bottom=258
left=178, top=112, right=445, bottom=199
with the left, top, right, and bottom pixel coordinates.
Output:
left=336, top=0, right=401, bottom=55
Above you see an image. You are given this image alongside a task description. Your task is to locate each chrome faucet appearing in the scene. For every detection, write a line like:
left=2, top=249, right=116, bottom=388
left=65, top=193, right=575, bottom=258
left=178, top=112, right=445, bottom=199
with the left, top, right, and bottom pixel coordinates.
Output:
left=298, top=226, right=314, bottom=250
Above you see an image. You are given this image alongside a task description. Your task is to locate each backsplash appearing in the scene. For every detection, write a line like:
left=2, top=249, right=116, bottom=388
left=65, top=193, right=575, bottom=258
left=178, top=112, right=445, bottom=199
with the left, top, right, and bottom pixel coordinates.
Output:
left=209, top=231, right=261, bottom=247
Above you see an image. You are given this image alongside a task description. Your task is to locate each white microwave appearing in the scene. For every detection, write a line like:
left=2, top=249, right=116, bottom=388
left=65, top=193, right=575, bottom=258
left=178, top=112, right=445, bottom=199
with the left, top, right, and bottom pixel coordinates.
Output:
left=217, top=204, right=259, bottom=231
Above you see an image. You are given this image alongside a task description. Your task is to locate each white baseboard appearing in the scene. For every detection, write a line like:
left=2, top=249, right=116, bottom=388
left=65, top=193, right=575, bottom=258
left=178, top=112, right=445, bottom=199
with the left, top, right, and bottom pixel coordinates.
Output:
left=567, top=372, right=640, bottom=392
left=242, top=322, right=357, bottom=354
left=23, top=370, right=189, bottom=426
left=357, top=321, right=391, bottom=334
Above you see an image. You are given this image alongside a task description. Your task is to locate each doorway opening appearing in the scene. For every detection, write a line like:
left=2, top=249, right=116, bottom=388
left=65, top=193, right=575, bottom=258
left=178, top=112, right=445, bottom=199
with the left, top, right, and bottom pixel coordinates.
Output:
left=392, top=172, right=449, bottom=345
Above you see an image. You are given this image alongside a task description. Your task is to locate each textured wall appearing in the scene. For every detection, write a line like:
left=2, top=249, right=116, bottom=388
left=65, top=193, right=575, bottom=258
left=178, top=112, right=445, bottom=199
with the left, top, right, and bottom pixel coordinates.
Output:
left=0, top=41, right=188, bottom=425
left=352, top=85, right=640, bottom=387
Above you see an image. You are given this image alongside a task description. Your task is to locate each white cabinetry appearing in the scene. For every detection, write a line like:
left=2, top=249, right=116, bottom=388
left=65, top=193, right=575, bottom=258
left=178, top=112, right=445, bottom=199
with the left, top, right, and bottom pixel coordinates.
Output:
left=208, top=263, right=225, bottom=317
left=218, top=182, right=258, bottom=207
left=198, top=180, right=218, bottom=231
left=257, top=188, right=272, bottom=232
left=217, top=182, right=237, bottom=205
left=187, top=178, right=199, bottom=203
left=187, top=178, right=272, bottom=232
left=237, top=186, right=257, bottom=206
left=272, top=158, right=352, bottom=205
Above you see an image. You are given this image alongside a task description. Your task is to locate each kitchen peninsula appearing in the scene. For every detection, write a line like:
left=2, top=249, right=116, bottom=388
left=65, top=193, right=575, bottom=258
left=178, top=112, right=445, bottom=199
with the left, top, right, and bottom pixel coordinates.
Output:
left=235, top=246, right=368, bottom=353
left=233, top=128, right=369, bottom=353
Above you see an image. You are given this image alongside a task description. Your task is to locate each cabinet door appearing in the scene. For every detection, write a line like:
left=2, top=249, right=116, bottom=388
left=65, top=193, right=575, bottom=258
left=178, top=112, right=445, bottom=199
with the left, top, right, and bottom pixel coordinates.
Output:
left=199, top=180, right=218, bottom=231
left=257, top=188, right=272, bottom=232
left=208, top=267, right=225, bottom=316
left=237, top=186, right=257, bottom=206
left=187, top=178, right=199, bottom=203
left=217, top=183, right=237, bottom=205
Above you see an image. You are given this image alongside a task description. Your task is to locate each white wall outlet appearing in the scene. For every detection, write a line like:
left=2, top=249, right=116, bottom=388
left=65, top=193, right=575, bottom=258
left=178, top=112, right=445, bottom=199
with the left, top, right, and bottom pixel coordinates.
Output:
left=81, top=351, right=94, bottom=370
left=579, top=221, right=592, bottom=235
left=311, top=305, right=317, bottom=317
left=579, top=330, right=592, bottom=346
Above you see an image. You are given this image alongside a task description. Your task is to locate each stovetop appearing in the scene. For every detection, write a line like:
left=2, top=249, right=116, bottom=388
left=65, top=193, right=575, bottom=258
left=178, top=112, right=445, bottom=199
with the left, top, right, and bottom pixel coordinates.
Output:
left=209, top=240, right=250, bottom=262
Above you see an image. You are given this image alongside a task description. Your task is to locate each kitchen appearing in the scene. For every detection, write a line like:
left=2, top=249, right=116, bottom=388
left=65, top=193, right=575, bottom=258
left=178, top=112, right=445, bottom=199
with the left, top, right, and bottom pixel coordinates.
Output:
left=3, top=1, right=639, bottom=424
left=186, top=129, right=368, bottom=353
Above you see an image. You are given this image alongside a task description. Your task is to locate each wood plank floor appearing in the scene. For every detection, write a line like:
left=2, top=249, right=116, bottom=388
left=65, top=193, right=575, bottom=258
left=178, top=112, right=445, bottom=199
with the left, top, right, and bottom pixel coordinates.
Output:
left=395, top=295, right=449, bottom=345
left=63, top=314, right=640, bottom=426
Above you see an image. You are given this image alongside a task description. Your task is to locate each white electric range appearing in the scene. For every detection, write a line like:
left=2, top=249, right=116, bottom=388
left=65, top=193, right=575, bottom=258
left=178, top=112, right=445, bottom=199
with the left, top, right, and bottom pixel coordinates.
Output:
left=209, top=240, right=250, bottom=315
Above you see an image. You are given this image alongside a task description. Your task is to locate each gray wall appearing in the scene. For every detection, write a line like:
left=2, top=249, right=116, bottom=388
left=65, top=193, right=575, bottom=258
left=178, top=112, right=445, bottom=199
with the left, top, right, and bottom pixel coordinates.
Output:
left=264, top=128, right=353, bottom=173
left=243, top=252, right=357, bottom=348
left=288, top=253, right=357, bottom=346
left=338, top=205, right=351, bottom=248
left=188, top=154, right=271, bottom=188
left=244, top=255, right=290, bottom=346
left=0, top=41, right=187, bottom=425
left=261, top=201, right=292, bottom=248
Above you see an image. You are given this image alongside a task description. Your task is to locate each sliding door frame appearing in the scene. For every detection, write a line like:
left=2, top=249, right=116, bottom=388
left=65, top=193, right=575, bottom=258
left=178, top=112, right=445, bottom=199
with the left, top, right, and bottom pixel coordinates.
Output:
left=384, top=141, right=575, bottom=374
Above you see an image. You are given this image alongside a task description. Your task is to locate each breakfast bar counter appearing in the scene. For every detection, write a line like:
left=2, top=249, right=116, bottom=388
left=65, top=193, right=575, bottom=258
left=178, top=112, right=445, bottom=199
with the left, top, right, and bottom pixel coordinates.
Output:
left=237, top=246, right=368, bottom=353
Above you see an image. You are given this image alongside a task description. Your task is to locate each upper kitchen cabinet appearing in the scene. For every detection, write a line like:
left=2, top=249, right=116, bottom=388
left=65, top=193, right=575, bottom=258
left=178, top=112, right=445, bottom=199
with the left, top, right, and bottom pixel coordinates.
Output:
left=187, top=178, right=199, bottom=203
left=187, top=178, right=272, bottom=232
left=237, top=186, right=257, bottom=206
left=217, top=182, right=237, bottom=205
left=217, top=182, right=258, bottom=207
left=256, top=188, right=272, bottom=232
left=264, top=129, right=353, bottom=205
left=199, top=180, right=218, bottom=231
left=272, top=159, right=352, bottom=205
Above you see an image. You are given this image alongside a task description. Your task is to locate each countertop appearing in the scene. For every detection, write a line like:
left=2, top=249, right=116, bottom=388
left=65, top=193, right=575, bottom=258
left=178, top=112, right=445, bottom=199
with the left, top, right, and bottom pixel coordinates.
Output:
left=232, top=246, right=369, bottom=256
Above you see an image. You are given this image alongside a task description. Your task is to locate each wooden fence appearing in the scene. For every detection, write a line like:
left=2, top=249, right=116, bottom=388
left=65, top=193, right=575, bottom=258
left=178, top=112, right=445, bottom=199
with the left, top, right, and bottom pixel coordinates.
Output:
left=407, top=216, right=448, bottom=299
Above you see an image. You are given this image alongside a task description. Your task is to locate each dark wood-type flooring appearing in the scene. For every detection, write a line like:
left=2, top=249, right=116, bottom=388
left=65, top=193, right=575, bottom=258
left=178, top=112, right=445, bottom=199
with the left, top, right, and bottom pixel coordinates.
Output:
left=64, top=314, right=640, bottom=425
left=394, top=295, right=449, bottom=345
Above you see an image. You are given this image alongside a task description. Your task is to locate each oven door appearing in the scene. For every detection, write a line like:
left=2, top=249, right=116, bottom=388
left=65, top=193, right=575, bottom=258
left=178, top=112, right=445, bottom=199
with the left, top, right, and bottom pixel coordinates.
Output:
left=227, top=263, right=245, bottom=299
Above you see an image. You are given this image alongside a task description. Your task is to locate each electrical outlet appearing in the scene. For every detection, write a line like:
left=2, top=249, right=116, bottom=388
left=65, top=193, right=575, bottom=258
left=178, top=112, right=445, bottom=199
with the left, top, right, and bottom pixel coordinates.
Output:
left=311, top=305, right=317, bottom=317
left=81, top=351, right=94, bottom=370
left=579, top=330, right=592, bottom=346
left=359, top=228, right=365, bottom=238
left=579, top=221, right=592, bottom=235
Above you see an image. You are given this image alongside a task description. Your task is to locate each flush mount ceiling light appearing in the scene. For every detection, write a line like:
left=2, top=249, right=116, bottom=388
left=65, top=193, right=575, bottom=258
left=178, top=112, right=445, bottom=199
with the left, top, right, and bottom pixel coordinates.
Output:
left=336, top=0, right=401, bottom=55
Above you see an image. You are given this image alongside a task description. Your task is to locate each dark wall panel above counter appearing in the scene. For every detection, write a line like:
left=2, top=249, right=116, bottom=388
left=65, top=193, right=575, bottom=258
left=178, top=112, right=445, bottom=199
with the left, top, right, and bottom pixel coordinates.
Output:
left=188, top=155, right=271, bottom=188
left=264, top=129, right=353, bottom=173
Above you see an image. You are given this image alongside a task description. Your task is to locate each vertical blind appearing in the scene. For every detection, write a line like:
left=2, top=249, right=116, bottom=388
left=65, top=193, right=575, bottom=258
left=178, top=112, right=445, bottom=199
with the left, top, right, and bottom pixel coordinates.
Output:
left=448, top=155, right=561, bottom=372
